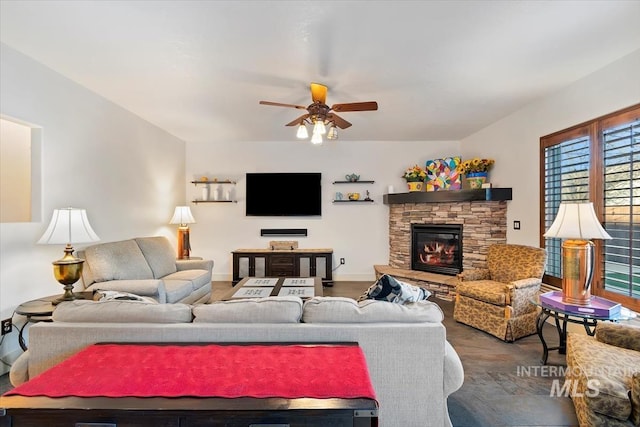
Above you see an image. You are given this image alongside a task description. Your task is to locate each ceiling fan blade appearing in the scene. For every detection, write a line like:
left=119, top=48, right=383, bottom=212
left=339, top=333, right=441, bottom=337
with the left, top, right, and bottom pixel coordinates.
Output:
left=327, top=113, right=352, bottom=129
left=285, top=114, right=310, bottom=127
left=331, top=101, right=378, bottom=112
left=310, top=83, right=328, bottom=104
left=259, top=101, right=307, bottom=110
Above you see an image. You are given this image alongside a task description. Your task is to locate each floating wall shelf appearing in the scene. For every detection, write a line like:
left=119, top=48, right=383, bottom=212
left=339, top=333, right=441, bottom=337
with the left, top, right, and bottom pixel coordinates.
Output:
left=383, top=188, right=512, bottom=204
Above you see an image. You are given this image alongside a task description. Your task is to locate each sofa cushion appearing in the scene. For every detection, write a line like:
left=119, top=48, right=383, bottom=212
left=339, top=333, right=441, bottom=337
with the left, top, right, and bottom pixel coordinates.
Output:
left=456, top=280, right=507, bottom=306
left=52, top=299, right=192, bottom=323
left=134, top=237, right=178, bottom=279
left=84, top=240, right=153, bottom=283
left=193, top=297, right=303, bottom=323
left=303, top=297, right=443, bottom=323
left=358, top=274, right=430, bottom=304
left=163, top=269, right=211, bottom=290
left=164, top=280, right=194, bottom=303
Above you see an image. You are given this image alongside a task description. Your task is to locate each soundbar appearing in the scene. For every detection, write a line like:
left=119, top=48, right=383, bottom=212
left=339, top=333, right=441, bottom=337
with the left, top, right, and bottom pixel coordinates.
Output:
left=260, top=228, right=308, bottom=237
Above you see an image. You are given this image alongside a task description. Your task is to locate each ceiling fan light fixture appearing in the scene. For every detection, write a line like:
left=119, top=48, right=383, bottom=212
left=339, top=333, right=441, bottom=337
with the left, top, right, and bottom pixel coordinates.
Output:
left=313, top=120, right=326, bottom=135
left=296, top=122, right=308, bottom=139
left=311, top=132, right=323, bottom=145
left=327, top=125, right=338, bottom=140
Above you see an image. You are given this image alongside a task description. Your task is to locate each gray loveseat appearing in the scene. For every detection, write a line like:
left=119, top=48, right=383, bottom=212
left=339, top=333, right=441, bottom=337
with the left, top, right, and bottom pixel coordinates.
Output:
left=10, top=296, right=464, bottom=427
left=77, top=236, right=213, bottom=304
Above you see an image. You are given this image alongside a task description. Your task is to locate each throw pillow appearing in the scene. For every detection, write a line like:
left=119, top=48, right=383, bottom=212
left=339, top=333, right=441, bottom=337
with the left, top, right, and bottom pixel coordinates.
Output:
left=93, top=290, right=156, bottom=303
left=358, top=274, right=431, bottom=304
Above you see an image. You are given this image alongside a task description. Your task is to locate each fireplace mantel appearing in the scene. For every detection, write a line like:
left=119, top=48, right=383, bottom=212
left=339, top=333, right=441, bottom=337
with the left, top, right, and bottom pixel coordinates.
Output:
left=383, top=188, right=512, bottom=205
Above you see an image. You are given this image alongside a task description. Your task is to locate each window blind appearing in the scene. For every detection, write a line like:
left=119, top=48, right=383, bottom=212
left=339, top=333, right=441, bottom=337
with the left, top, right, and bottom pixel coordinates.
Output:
left=543, top=136, right=590, bottom=277
left=602, top=119, right=640, bottom=298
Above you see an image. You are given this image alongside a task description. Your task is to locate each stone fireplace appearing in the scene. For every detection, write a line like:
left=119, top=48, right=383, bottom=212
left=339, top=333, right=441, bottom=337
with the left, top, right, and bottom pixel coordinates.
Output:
left=389, top=201, right=508, bottom=272
left=377, top=189, right=511, bottom=299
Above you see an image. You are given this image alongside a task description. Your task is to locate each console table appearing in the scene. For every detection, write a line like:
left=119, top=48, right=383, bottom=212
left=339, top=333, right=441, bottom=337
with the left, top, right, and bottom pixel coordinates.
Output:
left=232, top=248, right=333, bottom=286
left=0, top=343, right=378, bottom=427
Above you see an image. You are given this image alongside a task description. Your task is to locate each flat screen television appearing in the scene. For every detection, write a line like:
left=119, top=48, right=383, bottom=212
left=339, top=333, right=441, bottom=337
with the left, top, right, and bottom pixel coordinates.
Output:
left=246, top=173, right=322, bottom=216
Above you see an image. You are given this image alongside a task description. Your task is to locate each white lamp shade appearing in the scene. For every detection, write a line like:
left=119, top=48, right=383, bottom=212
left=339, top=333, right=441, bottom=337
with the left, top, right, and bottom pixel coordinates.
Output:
left=38, top=208, right=100, bottom=245
left=169, top=206, right=195, bottom=225
left=544, top=202, right=612, bottom=240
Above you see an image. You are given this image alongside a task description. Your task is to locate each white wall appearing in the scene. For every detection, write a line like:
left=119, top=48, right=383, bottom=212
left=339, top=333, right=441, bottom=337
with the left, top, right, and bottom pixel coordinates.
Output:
left=0, top=44, right=187, bottom=370
left=460, top=49, right=640, bottom=246
left=186, top=140, right=461, bottom=281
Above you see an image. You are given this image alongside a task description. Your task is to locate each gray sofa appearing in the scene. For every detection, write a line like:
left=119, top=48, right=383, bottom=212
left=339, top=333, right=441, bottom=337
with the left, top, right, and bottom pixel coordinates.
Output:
left=77, top=236, right=213, bottom=304
left=10, top=296, right=465, bottom=427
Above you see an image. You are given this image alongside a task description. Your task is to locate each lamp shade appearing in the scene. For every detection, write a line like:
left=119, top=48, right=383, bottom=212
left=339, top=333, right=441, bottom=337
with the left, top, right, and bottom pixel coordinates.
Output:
left=169, top=206, right=195, bottom=225
left=38, top=208, right=100, bottom=245
left=544, top=202, right=612, bottom=240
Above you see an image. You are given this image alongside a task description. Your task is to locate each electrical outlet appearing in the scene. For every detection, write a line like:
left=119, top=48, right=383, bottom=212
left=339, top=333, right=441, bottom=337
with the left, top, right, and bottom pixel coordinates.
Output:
left=340, top=257, right=345, bottom=265
left=1, top=318, right=12, bottom=335
left=513, top=220, right=521, bottom=230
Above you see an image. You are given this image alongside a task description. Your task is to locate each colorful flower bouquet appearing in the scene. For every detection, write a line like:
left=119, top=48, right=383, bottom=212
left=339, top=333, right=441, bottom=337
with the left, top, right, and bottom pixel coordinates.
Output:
left=457, top=158, right=495, bottom=174
left=403, top=165, right=427, bottom=182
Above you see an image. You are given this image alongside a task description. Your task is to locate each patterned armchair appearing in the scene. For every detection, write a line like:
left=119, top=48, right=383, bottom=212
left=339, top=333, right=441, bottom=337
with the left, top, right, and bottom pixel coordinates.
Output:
left=453, top=244, right=547, bottom=342
left=566, top=322, right=640, bottom=426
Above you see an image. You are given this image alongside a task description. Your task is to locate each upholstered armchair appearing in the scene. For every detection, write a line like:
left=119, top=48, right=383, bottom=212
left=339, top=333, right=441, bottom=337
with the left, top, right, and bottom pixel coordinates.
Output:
left=453, top=244, right=547, bottom=342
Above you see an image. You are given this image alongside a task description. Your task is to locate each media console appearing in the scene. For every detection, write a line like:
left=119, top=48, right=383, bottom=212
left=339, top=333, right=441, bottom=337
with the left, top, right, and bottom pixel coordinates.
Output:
left=232, top=248, right=333, bottom=286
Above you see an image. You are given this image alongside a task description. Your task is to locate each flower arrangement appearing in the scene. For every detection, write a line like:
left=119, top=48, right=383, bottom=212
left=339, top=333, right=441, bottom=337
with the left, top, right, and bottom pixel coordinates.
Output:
left=403, top=165, right=427, bottom=182
left=457, top=158, right=495, bottom=175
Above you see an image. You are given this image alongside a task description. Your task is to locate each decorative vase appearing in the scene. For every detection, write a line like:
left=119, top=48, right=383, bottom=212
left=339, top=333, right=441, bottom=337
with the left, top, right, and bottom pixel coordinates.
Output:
left=407, top=181, right=425, bottom=192
left=466, top=172, right=488, bottom=189
left=201, top=185, right=210, bottom=201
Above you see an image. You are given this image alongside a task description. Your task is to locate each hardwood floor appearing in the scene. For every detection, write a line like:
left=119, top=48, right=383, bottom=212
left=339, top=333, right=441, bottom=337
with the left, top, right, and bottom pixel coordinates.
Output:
left=1, top=280, right=580, bottom=426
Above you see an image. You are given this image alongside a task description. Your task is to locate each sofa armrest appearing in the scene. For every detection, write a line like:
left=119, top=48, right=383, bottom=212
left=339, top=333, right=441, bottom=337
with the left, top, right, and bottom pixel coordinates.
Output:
left=458, top=268, right=490, bottom=282
left=595, top=322, right=640, bottom=352
left=443, top=341, right=464, bottom=397
left=631, top=372, right=640, bottom=426
left=176, top=259, right=213, bottom=272
left=510, top=278, right=542, bottom=289
left=9, top=350, right=30, bottom=386
left=85, top=279, right=167, bottom=303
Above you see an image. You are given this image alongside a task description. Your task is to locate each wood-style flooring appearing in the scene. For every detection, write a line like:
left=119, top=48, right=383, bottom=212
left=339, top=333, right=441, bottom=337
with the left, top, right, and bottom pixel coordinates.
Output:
left=1, top=281, right=580, bottom=426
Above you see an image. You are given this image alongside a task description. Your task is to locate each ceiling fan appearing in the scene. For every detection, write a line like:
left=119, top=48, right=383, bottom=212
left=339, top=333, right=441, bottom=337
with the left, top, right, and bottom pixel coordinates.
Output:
left=259, top=83, right=378, bottom=143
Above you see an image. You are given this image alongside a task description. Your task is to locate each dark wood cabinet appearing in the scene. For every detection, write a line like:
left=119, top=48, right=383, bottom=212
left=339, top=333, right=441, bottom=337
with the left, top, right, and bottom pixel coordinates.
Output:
left=232, top=249, right=333, bottom=286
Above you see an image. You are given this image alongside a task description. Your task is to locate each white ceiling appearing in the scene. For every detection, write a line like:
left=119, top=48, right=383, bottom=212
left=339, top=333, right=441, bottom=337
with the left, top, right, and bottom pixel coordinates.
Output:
left=1, top=0, right=640, bottom=144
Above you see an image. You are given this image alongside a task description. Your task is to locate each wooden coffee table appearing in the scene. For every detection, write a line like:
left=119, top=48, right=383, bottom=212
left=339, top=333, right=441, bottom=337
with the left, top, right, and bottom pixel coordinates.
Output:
left=217, top=277, right=323, bottom=301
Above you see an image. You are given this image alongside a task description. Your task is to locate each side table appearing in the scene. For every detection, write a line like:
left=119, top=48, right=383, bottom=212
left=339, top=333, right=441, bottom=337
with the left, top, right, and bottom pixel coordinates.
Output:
left=15, top=293, right=92, bottom=351
left=529, top=296, right=630, bottom=364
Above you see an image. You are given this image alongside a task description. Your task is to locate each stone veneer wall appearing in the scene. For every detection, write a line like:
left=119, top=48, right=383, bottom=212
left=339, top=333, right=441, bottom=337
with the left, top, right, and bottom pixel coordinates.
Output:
left=388, top=201, right=508, bottom=272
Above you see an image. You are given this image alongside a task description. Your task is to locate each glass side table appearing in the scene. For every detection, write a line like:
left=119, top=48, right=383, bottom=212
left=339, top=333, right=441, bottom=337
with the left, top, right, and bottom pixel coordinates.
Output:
left=14, top=293, right=93, bottom=351
left=529, top=294, right=633, bottom=365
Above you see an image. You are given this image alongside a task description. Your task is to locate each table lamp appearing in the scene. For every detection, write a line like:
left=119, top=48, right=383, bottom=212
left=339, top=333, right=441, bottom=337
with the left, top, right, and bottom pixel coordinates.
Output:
left=170, top=206, right=195, bottom=259
left=38, top=208, right=100, bottom=303
left=544, top=202, right=612, bottom=305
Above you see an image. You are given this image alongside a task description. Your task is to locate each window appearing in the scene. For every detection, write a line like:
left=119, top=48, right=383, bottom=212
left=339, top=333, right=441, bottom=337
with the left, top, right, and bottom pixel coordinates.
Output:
left=540, top=104, right=639, bottom=311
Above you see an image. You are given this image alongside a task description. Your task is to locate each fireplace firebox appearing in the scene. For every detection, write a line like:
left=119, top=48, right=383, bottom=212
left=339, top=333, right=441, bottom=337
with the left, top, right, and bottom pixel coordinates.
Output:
left=411, top=224, right=462, bottom=276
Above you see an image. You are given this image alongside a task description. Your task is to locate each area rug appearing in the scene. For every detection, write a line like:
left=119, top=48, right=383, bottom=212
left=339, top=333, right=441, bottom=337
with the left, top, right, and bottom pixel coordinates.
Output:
left=5, top=343, right=376, bottom=400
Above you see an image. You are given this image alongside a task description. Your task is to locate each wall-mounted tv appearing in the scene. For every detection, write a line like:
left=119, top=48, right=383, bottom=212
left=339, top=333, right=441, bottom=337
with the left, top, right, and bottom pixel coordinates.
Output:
left=246, top=173, right=322, bottom=216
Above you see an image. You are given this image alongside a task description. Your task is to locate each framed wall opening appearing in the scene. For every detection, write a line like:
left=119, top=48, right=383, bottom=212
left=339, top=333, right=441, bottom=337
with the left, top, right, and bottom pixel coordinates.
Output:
left=0, top=116, right=42, bottom=223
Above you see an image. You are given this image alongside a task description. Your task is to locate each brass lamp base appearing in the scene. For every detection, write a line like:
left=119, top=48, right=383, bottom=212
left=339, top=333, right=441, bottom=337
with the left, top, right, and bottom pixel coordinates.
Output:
left=561, top=239, right=595, bottom=306
left=177, top=226, right=191, bottom=259
left=51, top=244, right=84, bottom=305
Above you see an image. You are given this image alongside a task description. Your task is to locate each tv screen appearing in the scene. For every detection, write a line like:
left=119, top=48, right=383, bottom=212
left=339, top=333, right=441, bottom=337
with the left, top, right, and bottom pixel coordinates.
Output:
left=246, top=173, right=322, bottom=216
